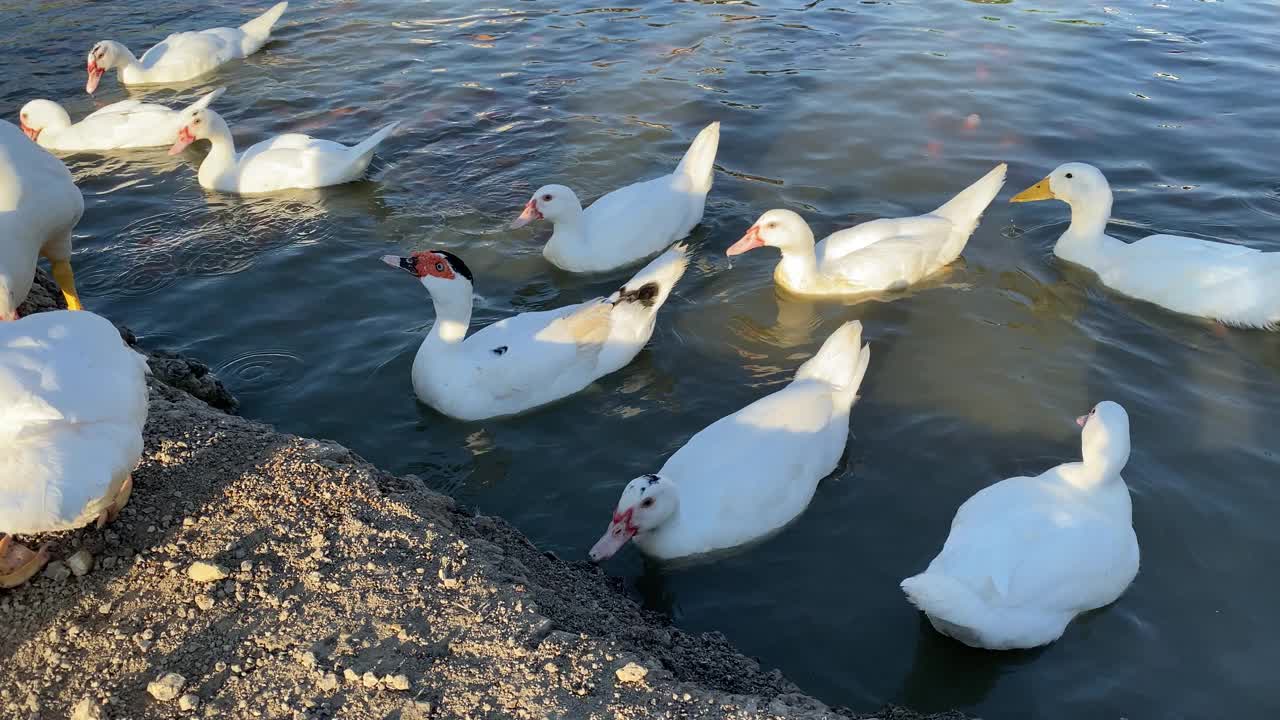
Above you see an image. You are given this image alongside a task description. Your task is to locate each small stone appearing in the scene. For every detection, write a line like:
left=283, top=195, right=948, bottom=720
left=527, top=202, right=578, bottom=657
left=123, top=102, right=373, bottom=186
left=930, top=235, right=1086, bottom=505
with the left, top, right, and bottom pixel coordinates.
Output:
left=194, top=595, right=215, bottom=611
left=318, top=673, right=338, bottom=692
left=384, top=674, right=410, bottom=691
left=615, top=662, right=648, bottom=684
left=67, top=549, right=94, bottom=577
left=361, top=672, right=379, bottom=688
left=178, top=694, right=200, bottom=711
left=240, top=561, right=254, bottom=573
left=97, top=602, right=113, bottom=616
left=147, top=673, right=186, bottom=701
left=187, top=562, right=228, bottom=582
left=71, top=696, right=107, bottom=720
left=43, top=561, right=72, bottom=582
left=342, top=669, right=358, bottom=683
left=299, top=651, right=316, bottom=669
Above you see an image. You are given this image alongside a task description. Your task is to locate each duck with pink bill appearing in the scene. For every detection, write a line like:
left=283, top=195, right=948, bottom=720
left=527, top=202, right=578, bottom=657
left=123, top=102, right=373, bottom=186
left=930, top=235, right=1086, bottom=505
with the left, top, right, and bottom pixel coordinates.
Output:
left=589, top=320, right=872, bottom=562
left=511, top=122, right=720, bottom=273
left=727, top=164, right=1006, bottom=297
left=901, top=401, right=1140, bottom=650
left=86, top=2, right=288, bottom=93
left=19, top=88, right=224, bottom=153
left=167, top=106, right=398, bottom=194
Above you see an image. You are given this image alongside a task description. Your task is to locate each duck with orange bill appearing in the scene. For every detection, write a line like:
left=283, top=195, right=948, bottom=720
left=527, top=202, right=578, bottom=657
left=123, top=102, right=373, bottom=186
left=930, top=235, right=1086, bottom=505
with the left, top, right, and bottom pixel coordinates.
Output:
left=726, top=164, right=1006, bottom=296
left=0, top=119, right=84, bottom=321
left=589, top=321, right=871, bottom=562
left=381, top=243, right=689, bottom=421
left=1011, top=162, right=1280, bottom=329
left=85, top=2, right=288, bottom=93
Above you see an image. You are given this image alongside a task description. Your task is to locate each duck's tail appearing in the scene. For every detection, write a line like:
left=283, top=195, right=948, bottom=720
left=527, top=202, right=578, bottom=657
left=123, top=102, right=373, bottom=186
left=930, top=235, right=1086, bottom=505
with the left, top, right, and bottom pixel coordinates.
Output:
left=900, top=572, right=987, bottom=636
left=930, top=162, right=1007, bottom=239
left=610, top=243, right=689, bottom=312
left=350, top=121, right=399, bottom=161
left=183, top=87, right=226, bottom=114
left=241, top=2, right=289, bottom=39
left=795, top=320, right=871, bottom=407
left=673, top=121, right=720, bottom=195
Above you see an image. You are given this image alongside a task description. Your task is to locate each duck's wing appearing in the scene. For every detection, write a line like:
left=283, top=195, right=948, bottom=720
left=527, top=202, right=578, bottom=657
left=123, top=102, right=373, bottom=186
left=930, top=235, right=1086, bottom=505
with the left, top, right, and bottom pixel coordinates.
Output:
left=465, top=301, right=613, bottom=402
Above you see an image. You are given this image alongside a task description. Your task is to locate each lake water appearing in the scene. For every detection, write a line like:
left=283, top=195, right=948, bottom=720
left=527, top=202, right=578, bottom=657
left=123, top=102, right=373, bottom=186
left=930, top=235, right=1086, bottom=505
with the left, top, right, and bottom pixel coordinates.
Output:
left=6, top=1, right=1280, bottom=718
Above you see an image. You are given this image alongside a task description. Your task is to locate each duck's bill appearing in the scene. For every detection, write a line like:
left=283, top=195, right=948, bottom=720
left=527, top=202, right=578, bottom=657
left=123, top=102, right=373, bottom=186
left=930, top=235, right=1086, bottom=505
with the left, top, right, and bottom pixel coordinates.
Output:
left=726, top=225, right=763, bottom=256
left=587, top=523, right=635, bottom=563
left=510, top=200, right=542, bottom=229
left=1010, top=177, right=1054, bottom=203
left=19, top=121, right=39, bottom=142
left=1076, top=414, right=1089, bottom=428
left=167, top=127, right=195, bottom=156
left=381, top=255, right=415, bottom=273
left=85, top=65, right=103, bottom=94
left=0, top=309, right=18, bottom=321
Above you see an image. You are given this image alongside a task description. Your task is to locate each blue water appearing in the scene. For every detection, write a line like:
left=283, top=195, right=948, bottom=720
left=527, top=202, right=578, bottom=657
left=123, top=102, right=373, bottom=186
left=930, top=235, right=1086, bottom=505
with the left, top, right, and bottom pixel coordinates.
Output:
left=5, top=1, right=1280, bottom=718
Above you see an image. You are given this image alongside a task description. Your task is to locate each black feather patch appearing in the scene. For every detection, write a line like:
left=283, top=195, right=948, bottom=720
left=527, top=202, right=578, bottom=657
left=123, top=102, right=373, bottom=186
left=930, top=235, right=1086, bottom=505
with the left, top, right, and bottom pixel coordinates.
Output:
left=616, top=281, right=659, bottom=308
left=491, top=345, right=508, bottom=356
left=644, top=474, right=659, bottom=485
left=433, top=250, right=475, bottom=283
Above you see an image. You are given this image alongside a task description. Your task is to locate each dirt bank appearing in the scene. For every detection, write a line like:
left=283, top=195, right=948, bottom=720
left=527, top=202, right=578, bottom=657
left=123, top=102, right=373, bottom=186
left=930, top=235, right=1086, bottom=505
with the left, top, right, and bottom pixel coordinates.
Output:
left=1, top=273, right=961, bottom=720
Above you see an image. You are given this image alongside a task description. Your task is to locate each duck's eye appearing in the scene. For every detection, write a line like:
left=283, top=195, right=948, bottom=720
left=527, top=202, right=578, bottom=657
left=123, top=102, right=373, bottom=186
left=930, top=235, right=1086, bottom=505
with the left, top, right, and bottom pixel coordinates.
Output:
left=640, top=497, right=654, bottom=509
left=542, top=194, right=552, bottom=202
left=1065, top=172, right=1073, bottom=179
left=434, top=262, right=445, bottom=273
left=1089, top=408, right=1096, bottom=415
left=767, top=222, right=777, bottom=229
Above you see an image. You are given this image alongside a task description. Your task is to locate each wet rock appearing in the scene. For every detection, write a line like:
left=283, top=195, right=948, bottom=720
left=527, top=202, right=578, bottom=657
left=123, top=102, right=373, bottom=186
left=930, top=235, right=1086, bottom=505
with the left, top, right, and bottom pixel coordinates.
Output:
left=147, top=672, right=186, bottom=701
left=187, top=562, right=228, bottom=583
left=66, top=549, right=94, bottom=577
left=43, top=561, right=72, bottom=582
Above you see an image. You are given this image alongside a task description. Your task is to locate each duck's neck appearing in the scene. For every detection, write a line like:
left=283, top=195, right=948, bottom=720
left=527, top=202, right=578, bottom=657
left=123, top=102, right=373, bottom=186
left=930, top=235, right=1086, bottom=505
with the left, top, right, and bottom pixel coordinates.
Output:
left=543, top=205, right=588, bottom=262
left=197, top=119, right=239, bottom=189
left=1056, top=190, right=1118, bottom=268
left=113, top=44, right=144, bottom=78
left=425, top=288, right=473, bottom=347
left=774, top=232, right=821, bottom=291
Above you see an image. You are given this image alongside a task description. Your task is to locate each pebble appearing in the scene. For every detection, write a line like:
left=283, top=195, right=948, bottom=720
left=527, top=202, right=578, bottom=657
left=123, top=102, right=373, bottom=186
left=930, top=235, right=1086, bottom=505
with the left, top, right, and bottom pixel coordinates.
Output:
left=318, top=673, right=339, bottom=692
left=188, top=562, right=229, bottom=582
left=194, top=595, right=215, bottom=611
left=299, top=651, right=316, bottom=669
left=67, top=549, right=94, bottom=577
left=342, top=669, right=359, bottom=684
left=240, top=560, right=254, bottom=572
left=179, top=694, right=201, bottom=711
left=97, top=602, right=113, bottom=616
left=43, top=561, right=72, bottom=582
left=71, top=697, right=107, bottom=720
left=361, top=672, right=379, bottom=688
left=384, top=674, right=410, bottom=691
left=615, top=662, right=648, bottom=684
left=147, top=672, right=187, bottom=701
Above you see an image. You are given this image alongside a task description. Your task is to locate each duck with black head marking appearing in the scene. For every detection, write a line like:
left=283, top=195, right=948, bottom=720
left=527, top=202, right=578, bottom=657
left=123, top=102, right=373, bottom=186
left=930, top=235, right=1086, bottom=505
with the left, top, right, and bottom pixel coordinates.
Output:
left=381, top=243, right=689, bottom=421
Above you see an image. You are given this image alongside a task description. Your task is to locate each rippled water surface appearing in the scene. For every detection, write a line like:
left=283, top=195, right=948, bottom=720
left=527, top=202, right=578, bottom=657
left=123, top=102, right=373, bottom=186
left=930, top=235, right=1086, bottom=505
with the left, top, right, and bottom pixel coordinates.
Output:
left=7, top=1, right=1280, bottom=717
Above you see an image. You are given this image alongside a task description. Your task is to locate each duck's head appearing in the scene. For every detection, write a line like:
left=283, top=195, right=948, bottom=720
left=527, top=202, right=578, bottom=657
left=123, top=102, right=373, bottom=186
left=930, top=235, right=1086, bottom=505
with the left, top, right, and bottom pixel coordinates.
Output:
left=511, top=184, right=580, bottom=228
left=1010, top=162, right=1109, bottom=207
left=1077, top=400, right=1130, bottom=476
left=85, top=41, right=126, bottom=94
left=380, top=249, right=474, bottom=295
left=18, top=100, right=70, bottom=142
left=727, top=209, right=814, bottom=256
left=588, top=473, right=678, bottom=562
left=168, top=107, right=226, bottom=155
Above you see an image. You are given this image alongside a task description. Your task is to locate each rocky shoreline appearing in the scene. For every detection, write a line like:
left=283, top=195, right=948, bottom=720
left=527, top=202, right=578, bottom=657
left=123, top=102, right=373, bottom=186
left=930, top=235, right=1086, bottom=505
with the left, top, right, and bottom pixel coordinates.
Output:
left=1, top=273, right=960, bottom=720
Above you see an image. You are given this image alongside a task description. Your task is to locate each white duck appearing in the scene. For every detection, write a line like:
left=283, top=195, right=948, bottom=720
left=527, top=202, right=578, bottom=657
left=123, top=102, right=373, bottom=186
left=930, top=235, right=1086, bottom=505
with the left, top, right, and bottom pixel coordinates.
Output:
left=901, top=401, right=1140, bottom=650
left=1, top=310, right=150, bottom=588
left=1012, top=163, right=1280, bottom=329
left=85, top=2, right=288, bottom=93
left=168, top=107, right=398, bottom=193
left=19, top=88, right=225, bottom=153
left=589, top=320, right=871, bottom=562
left=511, top=122, right=720, bottom=273
left=727, top=164, right=1007, bottom=296
left=1, top=120, right=84, bottom=321
left=382, top=244, right=688, bottom=421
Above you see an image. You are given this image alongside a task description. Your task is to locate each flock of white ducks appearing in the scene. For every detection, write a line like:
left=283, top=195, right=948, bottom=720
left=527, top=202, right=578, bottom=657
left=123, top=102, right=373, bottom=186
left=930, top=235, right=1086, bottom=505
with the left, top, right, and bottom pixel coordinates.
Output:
left=3, top=3, right=1279, bottom=655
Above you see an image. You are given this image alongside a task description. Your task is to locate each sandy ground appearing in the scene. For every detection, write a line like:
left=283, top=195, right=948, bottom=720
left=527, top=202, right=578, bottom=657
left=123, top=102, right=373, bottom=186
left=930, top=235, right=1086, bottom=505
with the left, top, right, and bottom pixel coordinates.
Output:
left=1, top=273, right=963, bottom=720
